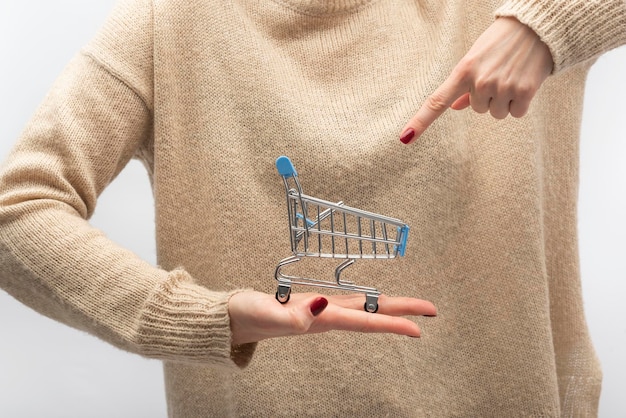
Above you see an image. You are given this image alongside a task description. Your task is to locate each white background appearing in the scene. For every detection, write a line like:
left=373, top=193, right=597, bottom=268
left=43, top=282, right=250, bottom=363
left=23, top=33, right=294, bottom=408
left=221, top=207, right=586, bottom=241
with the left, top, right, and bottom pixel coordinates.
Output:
left=1, top=2, right=625, bottom=417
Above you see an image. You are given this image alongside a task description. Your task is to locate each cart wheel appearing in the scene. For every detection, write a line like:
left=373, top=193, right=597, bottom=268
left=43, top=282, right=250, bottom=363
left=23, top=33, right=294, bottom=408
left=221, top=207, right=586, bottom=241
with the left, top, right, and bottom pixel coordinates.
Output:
left=275, top=285, right=291, bottom=304
left=364, top=301, right=379, bottom=313
left=364, top=294, right=379, bottom=313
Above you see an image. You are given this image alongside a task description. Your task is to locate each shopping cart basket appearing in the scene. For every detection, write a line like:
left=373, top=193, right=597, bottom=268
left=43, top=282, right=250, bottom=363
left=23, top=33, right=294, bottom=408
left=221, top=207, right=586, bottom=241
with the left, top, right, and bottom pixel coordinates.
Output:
left=274, top=156, right=410, bottom=313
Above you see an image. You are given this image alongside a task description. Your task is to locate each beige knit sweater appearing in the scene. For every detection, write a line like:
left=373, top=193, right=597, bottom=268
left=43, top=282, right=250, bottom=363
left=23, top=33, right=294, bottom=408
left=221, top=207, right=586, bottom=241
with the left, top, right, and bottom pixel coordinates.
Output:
left=1, top=0, right=625, bottom=416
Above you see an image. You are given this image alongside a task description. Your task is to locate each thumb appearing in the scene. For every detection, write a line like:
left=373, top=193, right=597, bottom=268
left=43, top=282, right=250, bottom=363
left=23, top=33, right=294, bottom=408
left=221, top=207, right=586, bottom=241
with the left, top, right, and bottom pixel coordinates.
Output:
left=450, top=92, right=471, bottom=110
left=309, top=297, right=328, bottom=317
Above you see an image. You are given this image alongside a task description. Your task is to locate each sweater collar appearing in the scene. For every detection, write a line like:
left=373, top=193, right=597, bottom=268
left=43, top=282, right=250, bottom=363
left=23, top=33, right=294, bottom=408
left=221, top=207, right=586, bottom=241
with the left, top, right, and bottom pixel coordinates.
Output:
left=270, top=0, right=377, bottom=16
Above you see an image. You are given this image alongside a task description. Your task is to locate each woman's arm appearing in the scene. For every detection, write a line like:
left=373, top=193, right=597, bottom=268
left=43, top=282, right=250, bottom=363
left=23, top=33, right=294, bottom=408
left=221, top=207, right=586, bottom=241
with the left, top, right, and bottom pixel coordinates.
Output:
left=0, top=50, right=246, bottom=365
left=0, top=0, right=254, bottom=367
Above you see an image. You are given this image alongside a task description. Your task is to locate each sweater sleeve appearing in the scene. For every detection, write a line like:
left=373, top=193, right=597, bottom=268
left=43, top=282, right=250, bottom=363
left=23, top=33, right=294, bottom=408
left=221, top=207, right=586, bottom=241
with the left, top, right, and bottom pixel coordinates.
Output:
left=496, top=0, right=626, bottom=72
left=0, top=0, right=255, bottom=368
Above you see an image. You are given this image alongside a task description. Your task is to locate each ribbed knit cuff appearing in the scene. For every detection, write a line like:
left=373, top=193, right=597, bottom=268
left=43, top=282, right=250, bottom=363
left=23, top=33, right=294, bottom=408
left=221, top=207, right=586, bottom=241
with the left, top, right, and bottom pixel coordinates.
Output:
left=496, top=0, right=626, bottom=72
left=136, top=269, right=256, bottom=367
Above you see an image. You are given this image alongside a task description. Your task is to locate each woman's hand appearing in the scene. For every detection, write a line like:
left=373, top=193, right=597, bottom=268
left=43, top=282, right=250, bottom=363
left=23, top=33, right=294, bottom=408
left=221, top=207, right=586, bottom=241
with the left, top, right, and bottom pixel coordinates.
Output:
left=400, top=17, right=554, bottom=144
left=228, top=291, right=437, bottom=345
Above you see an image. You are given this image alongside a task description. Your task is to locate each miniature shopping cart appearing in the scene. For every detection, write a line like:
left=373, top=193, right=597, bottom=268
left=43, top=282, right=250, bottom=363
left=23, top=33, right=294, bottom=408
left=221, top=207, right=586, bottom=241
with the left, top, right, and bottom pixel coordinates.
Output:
left=274, top=156, right=410, bottom=313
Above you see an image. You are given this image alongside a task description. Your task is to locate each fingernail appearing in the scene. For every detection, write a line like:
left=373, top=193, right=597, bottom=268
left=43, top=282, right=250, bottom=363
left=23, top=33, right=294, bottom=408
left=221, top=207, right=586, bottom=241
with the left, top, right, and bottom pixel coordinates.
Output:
left=400, top=128, right=415, bottom=144
left=310, top=297, right=328, bottom=316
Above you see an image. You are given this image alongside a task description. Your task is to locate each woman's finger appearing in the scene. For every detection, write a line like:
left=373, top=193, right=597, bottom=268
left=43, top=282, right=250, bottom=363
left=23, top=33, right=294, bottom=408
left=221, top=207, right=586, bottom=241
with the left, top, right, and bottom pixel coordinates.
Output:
left=325, top=294, right=437, bottom=317
left=311, top=303, right=422, bottom=337
left=509, top=98, right=531, bottom=118
left=488, top=94, right=513, bottom=119
left=400, top=73, right=470, bottom=144
left=375, top=295, right=437, bottom=317
left=469, top=88, right=492, bottom=114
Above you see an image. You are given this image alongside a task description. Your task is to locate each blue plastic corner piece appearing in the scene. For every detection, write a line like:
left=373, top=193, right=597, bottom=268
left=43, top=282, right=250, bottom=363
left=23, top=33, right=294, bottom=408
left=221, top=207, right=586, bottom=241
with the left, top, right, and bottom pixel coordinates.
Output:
left=276, top=156, right=297, bottom=178
left=397, top=225, right=410, bottom=257
left=296, top=213, right=316, bottom=227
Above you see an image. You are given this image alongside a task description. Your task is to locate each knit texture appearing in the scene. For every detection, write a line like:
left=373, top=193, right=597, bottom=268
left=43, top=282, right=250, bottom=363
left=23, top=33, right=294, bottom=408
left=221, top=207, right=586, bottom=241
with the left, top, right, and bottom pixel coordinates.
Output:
left=1, top=0, right=624, bottom=416
left=496, top=0, right=626, bottom=71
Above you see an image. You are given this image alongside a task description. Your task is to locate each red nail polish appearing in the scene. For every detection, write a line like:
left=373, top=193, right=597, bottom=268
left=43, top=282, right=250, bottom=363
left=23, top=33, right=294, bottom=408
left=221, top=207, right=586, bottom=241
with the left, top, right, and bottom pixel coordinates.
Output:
left=310, top=297, right=328, bottom=316
left=400, top=128, right=415, bottom=144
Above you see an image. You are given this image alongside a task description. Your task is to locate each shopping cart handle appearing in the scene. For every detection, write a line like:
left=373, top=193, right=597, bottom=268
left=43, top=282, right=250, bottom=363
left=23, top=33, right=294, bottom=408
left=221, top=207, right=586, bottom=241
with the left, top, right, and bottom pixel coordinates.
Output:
left=276, top=156, right=297, bottom=178
left=397, top=225, right=410, bottom=257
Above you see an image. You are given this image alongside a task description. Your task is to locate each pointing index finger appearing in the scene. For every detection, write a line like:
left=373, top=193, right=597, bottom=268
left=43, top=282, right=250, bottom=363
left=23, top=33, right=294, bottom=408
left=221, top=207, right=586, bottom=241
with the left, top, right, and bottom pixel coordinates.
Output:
left=400, top=73, right=469, bottom=144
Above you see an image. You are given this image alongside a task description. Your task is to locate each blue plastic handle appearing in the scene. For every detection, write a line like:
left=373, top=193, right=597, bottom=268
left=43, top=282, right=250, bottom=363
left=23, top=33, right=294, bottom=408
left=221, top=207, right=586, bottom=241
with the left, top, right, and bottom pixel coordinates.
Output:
left=396, top=225, right=410, bottom=257
left=276, top=156, right=297, bottom=178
